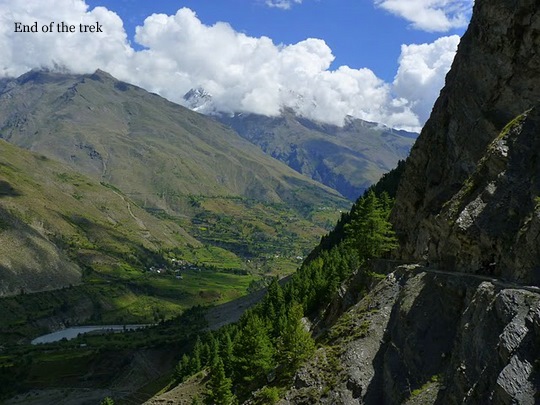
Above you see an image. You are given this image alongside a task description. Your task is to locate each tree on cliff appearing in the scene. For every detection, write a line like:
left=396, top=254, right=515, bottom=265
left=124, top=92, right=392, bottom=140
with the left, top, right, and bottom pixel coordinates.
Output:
left=233, top=313, right=275, bottom=385
left=346, top=191, right=397, bottom=259
left=277, top=302, right=315, bottom=378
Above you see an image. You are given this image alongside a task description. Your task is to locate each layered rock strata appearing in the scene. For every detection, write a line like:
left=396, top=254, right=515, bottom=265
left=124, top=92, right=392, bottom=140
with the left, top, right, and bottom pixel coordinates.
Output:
left=391, top=0, right=540, bottom=284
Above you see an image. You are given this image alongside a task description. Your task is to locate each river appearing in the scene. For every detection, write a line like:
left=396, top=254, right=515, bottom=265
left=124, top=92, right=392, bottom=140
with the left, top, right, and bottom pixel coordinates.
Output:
left=31, top=324, right=150, bottom=344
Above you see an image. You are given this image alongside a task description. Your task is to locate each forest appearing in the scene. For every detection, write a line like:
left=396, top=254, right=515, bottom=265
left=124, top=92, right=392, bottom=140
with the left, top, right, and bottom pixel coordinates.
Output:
left=170, top=189, right=398, bottom=404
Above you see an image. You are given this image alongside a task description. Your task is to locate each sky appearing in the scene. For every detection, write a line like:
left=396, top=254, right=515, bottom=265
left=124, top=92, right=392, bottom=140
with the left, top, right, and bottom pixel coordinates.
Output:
left=0, top=0, right=473, bottom=131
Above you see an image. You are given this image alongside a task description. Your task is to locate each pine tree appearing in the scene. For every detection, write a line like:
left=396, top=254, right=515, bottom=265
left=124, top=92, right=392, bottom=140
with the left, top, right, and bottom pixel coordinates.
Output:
left=200, top=341, right=210, bottom=367
left=325, top=264, right=340, bottom=302
left=266, top=277, right=285, bottom=314
left=190, top=336, right=203, bottom=373
left=207, top=357, right=235, bottom=405
left=174, top=353, right=192, bottom=382
left=346, top=191, right=397, bottom=260
left=263, top=278, right=287, bottom=338
left=277, top=302, right=315, bottom=377
left=379, top=191, right=393, bottom=213
left=208, top=335, right=220, bottom=368
left=220, top=331, right=234, bottom=376
left=233, top=313, right=275, bottom=385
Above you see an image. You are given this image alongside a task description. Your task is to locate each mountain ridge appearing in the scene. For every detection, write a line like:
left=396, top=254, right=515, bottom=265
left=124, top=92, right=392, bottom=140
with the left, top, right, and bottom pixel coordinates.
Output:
left=0, top=138, right=196, bottom=296
left=217, top=108, right=416, bottom=200
left=0, top=69, right=350, bottom=335
left=0, top=69, right=346, bottom=211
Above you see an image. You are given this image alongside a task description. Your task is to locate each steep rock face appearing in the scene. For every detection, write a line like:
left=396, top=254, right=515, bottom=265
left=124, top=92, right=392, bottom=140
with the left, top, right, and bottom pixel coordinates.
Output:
left=391, top=0, right=540, bottom=284
left=281, top=1, right=540, bottom=403
left=437, top=107, right=540, bottom=284
left=282, top=267, right=540, bottom=404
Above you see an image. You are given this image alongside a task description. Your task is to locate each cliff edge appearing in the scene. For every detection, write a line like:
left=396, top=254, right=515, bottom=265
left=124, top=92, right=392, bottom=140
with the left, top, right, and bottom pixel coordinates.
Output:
left=391, top=0, right=540, bottom=284
left=282, top=0, right=540, bottom=403
left=282, top=267, right=540, bottom=404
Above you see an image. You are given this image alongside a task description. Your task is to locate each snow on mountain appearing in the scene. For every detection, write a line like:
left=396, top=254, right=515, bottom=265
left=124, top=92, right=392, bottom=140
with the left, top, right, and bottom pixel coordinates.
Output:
left=182, top=87, right=216, bottom=114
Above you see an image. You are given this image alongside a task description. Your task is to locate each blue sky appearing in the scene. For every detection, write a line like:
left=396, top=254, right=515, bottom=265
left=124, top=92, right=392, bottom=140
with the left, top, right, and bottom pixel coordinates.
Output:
left=1, top=0, right=473, bottom=130
left=85, top=0, right=467, bottom=82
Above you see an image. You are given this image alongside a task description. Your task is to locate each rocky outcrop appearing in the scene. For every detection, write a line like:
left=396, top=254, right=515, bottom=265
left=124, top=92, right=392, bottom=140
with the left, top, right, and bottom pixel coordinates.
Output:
left=436, top=106, right=540, bottom=284
left=283, top=1, right=540, bottom=403
left=391, top=0, right=540, bottom=285
left=282, top=267, right=540, bottom=404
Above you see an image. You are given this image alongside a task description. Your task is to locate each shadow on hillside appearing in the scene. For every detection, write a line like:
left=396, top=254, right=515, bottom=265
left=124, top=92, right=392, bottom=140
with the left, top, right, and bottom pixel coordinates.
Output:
left=363, top=270, right=475, bottom=404
left=0, top=180, right=22, bottom=197
left=0, top=205, right=82, bottom=295
left=57, top=211, right=165, bottom=269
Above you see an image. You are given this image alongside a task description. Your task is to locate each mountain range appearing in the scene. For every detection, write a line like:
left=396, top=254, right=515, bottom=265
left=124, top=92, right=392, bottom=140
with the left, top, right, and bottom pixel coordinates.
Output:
left=0, top=69, right=354, bottom=308
left=184, top=88, right=417, bottom=200
left=0, top=67, right=416, bottom=299
left=0, top=70, right=343, bottom=209
left=0, top=44, right=422, bottom=404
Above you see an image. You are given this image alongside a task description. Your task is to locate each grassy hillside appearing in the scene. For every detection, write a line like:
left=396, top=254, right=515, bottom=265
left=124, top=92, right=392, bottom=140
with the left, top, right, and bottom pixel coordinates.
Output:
left=0, top=138, right=200, bottom=295
left=0, top=140, right=258, bottom=341
left=0, top=70, right=349, bottom=337
left=0, top=70, right=346, bottom=212
left=0, top=138, right=345, bottom=339
left=0, top=69, right=348, bottom=270
left=218, top=109, right=416, bottom=200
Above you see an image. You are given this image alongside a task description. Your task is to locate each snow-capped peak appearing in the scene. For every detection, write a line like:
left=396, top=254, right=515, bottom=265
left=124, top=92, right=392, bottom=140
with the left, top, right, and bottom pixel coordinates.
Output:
left=182, top=87, right=215, bottom=114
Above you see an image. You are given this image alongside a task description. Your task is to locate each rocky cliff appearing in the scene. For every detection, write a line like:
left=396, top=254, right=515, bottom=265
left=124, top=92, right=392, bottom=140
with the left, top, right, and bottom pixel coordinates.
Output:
left=283, top=266, right=540, bottom=404
left=282, top=0, right=540, bottom=403
left=391, top=0, right=540, bottom=285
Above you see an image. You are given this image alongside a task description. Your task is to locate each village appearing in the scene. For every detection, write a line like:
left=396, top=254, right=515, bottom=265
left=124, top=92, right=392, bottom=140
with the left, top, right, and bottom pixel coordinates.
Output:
left=147, top=258, right=199, bottom=279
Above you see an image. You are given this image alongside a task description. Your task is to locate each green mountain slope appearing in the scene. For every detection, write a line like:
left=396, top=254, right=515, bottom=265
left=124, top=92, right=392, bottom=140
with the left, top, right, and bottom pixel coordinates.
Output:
left=218, top=109, right=416, bottom=200
left=0, top=138, right=198, bottom=296
left=0, top=137, right=330, bottom=339
left=0, top=71, right=349, bottom=337
left=0, top=70, right=346, bottom=212
left=0, top=69, right=349, bottom=290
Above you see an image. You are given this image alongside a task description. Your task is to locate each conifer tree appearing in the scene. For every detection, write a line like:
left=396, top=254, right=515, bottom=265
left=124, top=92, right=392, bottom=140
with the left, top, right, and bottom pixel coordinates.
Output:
left=346, top=191, right=397, bottom=259
left=220, top=331, right=234, bottom=376
left=174, top=353, right=192, bottom=382
left=201, top=341, right=211, bottom=367
left=277, top=302, right=315, bottom=377
left=266, top=277, right=285, bottom=314
left=234, top=313, right=275, bottom=384
left=379, top=191, right=393, bottom=213
left=207, top=334, right=220, bottom=368
left=207, top=357, right=235, bottom=405
left=325, top=264, right=340, bottom=301
left=190, top=336, right=203, bottom=373
left=264, top=277, right=287, bottom=338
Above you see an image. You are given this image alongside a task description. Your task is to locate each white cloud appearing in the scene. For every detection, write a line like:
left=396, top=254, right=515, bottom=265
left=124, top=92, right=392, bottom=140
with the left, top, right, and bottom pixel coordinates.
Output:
left=265, top=0, right=303, bottom=10
left=393, top=35, right=460, bottom=123
left=374, top=0, right=473, bottom=32
left=0, top=0, right=461, bottom=132
left=0, top=0, right=132, bottom=77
